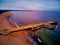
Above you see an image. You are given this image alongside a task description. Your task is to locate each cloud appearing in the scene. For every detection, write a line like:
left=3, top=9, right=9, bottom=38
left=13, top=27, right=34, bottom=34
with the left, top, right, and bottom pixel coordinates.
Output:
left=0, top=1, right=60, bottom=10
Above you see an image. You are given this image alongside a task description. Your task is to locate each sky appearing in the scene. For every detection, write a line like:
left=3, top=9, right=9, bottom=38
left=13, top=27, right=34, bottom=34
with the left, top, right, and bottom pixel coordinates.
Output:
left=0, top=0, right=60, bottom=10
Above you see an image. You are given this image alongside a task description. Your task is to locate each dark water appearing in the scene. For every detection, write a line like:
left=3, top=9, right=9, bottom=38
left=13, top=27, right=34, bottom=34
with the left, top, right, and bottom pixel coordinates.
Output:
left=9, top=11, right=60, bottom=45
left=0, top=10, right=60, bottom=45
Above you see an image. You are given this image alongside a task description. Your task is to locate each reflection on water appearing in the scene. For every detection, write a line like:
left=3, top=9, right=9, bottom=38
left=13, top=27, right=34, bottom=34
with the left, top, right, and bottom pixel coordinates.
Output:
left=0, top=10, right=60, bottom=45
left=9, top=11, right=60, bottom=45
